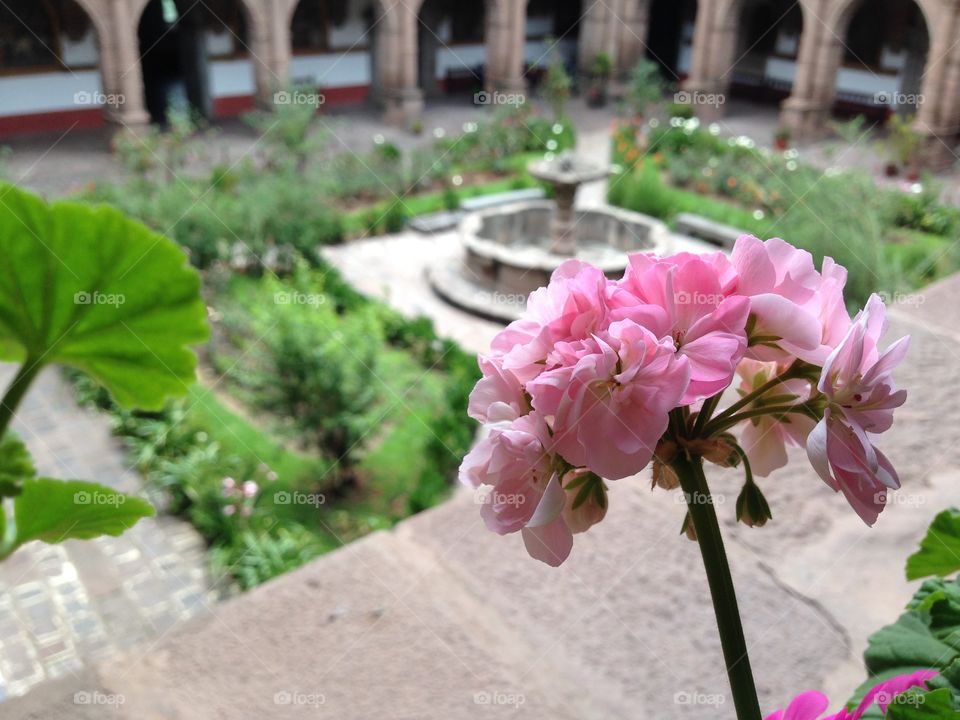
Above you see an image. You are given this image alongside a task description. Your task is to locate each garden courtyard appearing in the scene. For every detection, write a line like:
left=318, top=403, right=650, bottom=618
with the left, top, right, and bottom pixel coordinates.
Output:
left=1, top=91, right=960, bottom=719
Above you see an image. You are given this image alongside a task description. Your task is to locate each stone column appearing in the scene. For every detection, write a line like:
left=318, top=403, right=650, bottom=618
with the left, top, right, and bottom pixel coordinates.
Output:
left=780, top=0, right=852, bottom=139
left=485, top=0, right=526, bottom=93
left=682, top=0, right=729, bottom=120
left=615, top=0, right=651, bottom=77
left=242, top=0, right=279, bottom=106
left=110, top=0, right=150, bottom=127
left=914, top=2, right=960, bottom=169
left=378, top=0, right=424, bottom=127
left=577, top=1, right=620, bottom=76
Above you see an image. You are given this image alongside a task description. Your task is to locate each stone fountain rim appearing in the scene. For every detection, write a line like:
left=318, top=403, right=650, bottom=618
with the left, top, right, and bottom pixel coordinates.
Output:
left=459, top=200, right=670, bottom=272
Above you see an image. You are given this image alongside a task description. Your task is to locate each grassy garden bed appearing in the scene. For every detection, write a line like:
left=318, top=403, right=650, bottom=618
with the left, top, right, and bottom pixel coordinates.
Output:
left=608, top=117, right=960, bottom=304
left=63, top=104, right=586, bottom=590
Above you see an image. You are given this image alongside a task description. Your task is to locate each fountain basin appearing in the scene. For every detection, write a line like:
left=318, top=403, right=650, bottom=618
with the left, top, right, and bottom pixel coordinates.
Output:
left=429, top=200, right=674, bottom=322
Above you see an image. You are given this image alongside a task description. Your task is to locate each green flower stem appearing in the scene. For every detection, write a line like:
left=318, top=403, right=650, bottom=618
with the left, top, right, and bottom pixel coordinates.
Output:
left=703, top=404, right=816, bottom=437
left=692, top=391, right=724, bottom=436
left=0, top=360, right=42, bottom=440
left=673, top=451, right=762, bottom=720
left=707, top=365, right=803, bottom=430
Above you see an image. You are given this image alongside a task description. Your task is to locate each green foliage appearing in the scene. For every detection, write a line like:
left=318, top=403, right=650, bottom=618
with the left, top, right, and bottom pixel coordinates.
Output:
left=542, top=50, right=573, bottom=120
left=886, top=688, right=958, bottom=719
left=666, top=101, right=695, bottom=119
left=441, top=185, right=460, bottom=211
left=382, top=200, right=408, bottom=233
left=831, top=114, right=869, bottom=145
left=886, top=182, right=960, bottom=238
left=615, top=161, right=677, bottom=220
left=0, top=185, right=208, bottom=561
left=907, top=509, right=960, bottom=581
left=591, top=51, right=613, bottom=78
left=0, top=434, right=34, bottom=488
left=609, top=121, right=949, bottom=305
left=887, top=115, right=922, bottom=168
left=244, top=88, right=325, bottom=171
left=854, top=511, right=960, bottom=718
left=626, top=59, right=666, bottom=118
left=12, top=478, right=154, bottom=549
left=212, top=526, right=329, bottom=590
left=0, top=184, right=209, bottom=409
left=112, top=108, right=209, bottom=183
left=246, top=174, right=345, bottom=265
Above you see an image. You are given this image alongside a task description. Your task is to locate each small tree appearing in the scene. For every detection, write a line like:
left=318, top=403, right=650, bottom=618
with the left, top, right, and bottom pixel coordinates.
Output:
left=626, top=59, right=666, bottom=120
left=587, top=52, right=613, bottom=107
left=542, top=50, right=572, bottom=121
left=886, top=113, right=922, bottom=174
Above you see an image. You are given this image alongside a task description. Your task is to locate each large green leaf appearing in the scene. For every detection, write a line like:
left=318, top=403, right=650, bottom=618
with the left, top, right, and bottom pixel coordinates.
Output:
left=855, top=578, right=960, bottom=714
left=907, top=509, right=960, bottom=581
left=11, top=478, right=154, bottom=549
left=886, top=688, right=958, bottom=719
left=0, top=184, right=208, bottom=409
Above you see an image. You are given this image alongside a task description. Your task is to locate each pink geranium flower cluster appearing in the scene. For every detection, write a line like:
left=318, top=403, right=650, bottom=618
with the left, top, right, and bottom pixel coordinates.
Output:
left=460, top=235, right=910, bottom=565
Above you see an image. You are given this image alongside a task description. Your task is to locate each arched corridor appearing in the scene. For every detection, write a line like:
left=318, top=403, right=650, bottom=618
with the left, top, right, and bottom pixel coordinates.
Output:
left=0, top=0, right=958, bottom=166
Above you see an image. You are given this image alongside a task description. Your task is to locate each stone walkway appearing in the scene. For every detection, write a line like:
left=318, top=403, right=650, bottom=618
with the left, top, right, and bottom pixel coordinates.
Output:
left=0, top=366, right=214, bottom=701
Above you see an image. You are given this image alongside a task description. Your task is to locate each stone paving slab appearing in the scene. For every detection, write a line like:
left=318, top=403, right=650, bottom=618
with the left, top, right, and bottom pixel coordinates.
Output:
left=0, top=365, right=215, bottom=701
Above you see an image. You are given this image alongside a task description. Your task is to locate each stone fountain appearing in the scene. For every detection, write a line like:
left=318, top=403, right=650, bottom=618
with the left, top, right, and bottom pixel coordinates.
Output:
left=428, top=151, right=678, bottom=322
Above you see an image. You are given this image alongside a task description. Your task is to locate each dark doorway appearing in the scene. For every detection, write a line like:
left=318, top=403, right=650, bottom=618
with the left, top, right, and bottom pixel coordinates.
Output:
left=138, top=0, right=248, bottom=124
left=646, top=0, right=694, bottom=79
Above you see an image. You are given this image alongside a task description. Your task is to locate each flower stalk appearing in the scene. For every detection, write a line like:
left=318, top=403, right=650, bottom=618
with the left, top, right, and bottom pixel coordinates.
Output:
left=0, top=359, right=41, bottom=440
left=673, top=448, right=762, bottom=720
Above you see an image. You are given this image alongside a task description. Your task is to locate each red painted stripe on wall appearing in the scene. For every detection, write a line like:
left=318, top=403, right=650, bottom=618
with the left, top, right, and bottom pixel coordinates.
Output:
left=0, top=108, right=104, bottom=137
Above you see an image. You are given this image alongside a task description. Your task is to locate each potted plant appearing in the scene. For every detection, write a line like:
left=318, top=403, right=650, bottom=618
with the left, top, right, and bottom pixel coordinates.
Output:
left=886, top=113, right=921, bottom=179
left=587, top=51, right=613, bottom=108
left=626, top=59, right=666, bottom=125
left=542, top=50, right=572, bottom=122
left=773, top=126, right=791, bottom=151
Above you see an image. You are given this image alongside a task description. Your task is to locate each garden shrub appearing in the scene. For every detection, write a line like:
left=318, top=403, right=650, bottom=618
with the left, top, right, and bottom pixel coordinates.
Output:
left=244, top=90, right=325, bottom=172
left=211, top=525, right=330, bottom=590
left=621, top=161, right=678, bottom=220
left=247, top=175, right=345, bottom=263
left=382, top=200, right=408, bottom=233
left=665, top=101, right=695, bottom=119
left=886, top=182, right=960, bottom=237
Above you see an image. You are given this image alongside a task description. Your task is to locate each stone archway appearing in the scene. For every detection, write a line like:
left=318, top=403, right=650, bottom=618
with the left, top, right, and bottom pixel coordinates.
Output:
left=0, top=0, right=125, bottom=133
left=782, top=0, right=937, bottom=139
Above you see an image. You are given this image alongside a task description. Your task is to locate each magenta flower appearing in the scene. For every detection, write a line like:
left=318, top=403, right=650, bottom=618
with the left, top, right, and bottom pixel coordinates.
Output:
left=766, top=670, right=938, bottom=720
left=807, top=294, right=909, bottom=525
left=526, top=319, right=690, bottom=480
left=765, top=690, right=830, bottom=720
